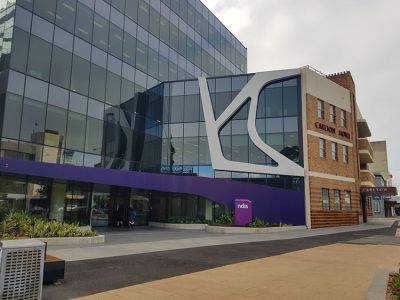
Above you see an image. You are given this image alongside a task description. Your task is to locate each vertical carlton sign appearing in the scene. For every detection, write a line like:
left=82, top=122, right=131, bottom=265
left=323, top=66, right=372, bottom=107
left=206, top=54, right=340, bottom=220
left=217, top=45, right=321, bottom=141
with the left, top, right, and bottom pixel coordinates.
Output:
left=234, top=199, right=252, bottom=226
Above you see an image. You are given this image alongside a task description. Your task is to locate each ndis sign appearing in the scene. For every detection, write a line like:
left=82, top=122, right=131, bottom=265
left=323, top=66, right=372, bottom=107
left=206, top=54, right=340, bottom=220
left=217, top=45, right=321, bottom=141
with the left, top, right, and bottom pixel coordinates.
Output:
left=234, top=199, right=252, bottom=226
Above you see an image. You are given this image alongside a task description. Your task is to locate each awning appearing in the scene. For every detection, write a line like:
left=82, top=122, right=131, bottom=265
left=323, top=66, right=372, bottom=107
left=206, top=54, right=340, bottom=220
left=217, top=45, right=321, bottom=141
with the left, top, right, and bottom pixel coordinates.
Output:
left=360, top=186, right=398, bottom=196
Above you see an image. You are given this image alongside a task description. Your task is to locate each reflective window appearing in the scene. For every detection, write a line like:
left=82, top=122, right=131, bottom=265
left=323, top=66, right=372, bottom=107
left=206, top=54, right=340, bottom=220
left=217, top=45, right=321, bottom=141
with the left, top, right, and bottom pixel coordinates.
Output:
left=329, top=104, right=336, bottom=123
left=232, top=135, right=248, bottom=163
left=88, top=98, right=105, bottom=120
left=184, top=95, right=199, bottom=122
left=45, top=105, right=67, bottom=148
left=2, top=93, right=23, bottom=139
left=70, top=55, right=90, bottom=95
left=322, top=188, right=330, bottom=210
left=123, top=33, right=136, bottom=66
left=54, top=27, right=74, bottom=52
left=138, top=0, right=150, bottom=30
left=69, top=92, right=88, bottom=114
left=105, top=71, right=121, bottom=106
left=34, top=0, right=57, bottom=22
left=108, top=23, right=123, bottom=58
left=334, top=189, right=341, bottom=210
left=169, top=96, right=184, bottom=123
left=317, top=99, right=324, bottom=119
left=265, top=83, right=283, bottom=117
left=319, top=138, right=326, bottom=158
left=345, top=191, right=351, bottom=210
left=183, top=137, right=198, bottom=165
left=27, top=35, right=52, bottom=81
left=75, top=2, right=93, bottom=43
left=7, top=70, right=25, bottom=96
left=136, top=40, right=148, bottom=72
left=50, top=46, right=72, bottom=89
left=198, top=136, right=211, bottom=164
left=283, top=83, right=298, bottom=116
left=48, top=85, right=69, bottom=109
left=266, top=133, right=283, bottom=152
left=10, top=28, right=30, bottom=73
left=266, top=118, right=283, bottom=133
left=85, top=117, right=103, bottom=154
left=24, top=76, right=48, bottom=103
left=20, top=98, right=46, bottom=144
left=66, top=112, right=86, bottom=151
left=125, top=0, right=139, bottom=22
left=56, top=0, right=77, bottom=33
left=16, top=0, right=33, bottom=11
left=31, top=15, right=54, bottom=43
left=89, top=64, right=107, bottom=101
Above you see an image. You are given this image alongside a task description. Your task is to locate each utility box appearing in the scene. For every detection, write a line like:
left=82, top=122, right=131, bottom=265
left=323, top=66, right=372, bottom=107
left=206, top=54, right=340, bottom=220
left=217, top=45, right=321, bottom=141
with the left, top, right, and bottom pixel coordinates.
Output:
left=234, top=199, right=252, bottom=226
left=0, top=239, right=46, bottom=300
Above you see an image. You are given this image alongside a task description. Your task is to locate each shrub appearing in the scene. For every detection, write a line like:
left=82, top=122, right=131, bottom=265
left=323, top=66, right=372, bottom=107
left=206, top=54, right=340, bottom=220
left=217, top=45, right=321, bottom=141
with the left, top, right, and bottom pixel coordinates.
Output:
left=213, top=212, right=233, bottom=225
left=0, top=211, right=96, bottom=239
left=248, top=218, right=269, bottom=228
left=388, top=272, right=400, bottom=298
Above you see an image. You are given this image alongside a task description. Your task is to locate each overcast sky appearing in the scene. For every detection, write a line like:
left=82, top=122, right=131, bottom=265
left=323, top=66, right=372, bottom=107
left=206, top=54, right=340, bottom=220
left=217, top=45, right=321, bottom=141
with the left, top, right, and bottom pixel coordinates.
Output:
left=1, top=0, right=399, bottom=188
left=203, top=0, right=400, bottom=188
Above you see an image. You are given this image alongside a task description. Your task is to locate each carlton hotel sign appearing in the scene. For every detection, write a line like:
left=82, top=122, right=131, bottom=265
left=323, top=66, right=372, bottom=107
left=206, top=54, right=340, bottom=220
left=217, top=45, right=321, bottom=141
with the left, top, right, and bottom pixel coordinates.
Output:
left=315, top=122, right=351, bottom=139
left=360, top=186, right=398, bottom=196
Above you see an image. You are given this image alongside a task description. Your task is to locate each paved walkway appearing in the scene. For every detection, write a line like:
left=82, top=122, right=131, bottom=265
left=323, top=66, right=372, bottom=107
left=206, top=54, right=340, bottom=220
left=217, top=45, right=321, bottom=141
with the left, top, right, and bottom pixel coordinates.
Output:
left=48, top=220, right=395, bottom=262
left=75, top=242, right=400, bottom=300
left=42, top=221, right=399, bottom=299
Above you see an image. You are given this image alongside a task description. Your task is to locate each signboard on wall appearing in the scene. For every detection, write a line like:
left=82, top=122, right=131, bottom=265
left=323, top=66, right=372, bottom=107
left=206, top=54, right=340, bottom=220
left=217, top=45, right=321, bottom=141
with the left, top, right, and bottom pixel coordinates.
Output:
left=234, top=199, right=252, bottom=226
left=360, top=187, right=398, bottom=196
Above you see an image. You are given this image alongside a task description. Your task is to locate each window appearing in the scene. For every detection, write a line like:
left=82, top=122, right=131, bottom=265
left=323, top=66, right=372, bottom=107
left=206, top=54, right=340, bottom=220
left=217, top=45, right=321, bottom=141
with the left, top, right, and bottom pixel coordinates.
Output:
left=340, top=110, right=347, bottom=128
left=50, top=46, right=72, bottom=89
left=322, top=188, right=330, bottom=210
left=373, top=198, right=381, bottom=213
left=27, top=35, right=52, bottom=81
left=343, top=145, right=348, bottom=163
left=75, top=2, right=93, bottom=43
left=331, top=142, right=337, bottom=161
left=345, top=191, right=351, bottom=210
left=317, top=99, right=324, bottom=119
left=329, top=104, right=336, bottom=123
left=334, top=190, right=341, bottom=210
left=319, top=138, right=326, bottom=158
left=55, top=0, right=76, bottom=33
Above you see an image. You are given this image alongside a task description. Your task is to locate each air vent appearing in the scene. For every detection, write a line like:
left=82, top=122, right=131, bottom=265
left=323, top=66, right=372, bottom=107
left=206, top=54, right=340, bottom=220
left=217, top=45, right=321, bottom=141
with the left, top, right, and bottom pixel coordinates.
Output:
left=0, top=239, right=45, bottom=300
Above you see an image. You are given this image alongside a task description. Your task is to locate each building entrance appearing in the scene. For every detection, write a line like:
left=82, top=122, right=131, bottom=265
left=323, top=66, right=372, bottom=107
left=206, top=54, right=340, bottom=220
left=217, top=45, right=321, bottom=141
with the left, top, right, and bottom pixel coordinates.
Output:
left=91, top=186, right=150, bottom=227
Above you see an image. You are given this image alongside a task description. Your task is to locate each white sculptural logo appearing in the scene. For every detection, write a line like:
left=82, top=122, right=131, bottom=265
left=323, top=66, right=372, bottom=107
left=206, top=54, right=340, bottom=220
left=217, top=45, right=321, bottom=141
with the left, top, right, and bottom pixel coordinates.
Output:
left=198, top=70, right=304, bottom=177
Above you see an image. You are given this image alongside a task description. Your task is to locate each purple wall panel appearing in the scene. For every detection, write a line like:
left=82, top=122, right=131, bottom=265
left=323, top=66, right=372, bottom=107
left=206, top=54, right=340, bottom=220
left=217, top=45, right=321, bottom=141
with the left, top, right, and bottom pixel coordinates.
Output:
left=0, top=158, right=306, bottom=225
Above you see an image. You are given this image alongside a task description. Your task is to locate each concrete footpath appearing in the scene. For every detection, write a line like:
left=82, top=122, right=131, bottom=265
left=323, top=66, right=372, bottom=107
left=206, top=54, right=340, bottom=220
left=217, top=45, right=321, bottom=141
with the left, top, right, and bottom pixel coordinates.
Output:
left=42, top=220, right=400, bottom=299
left=48, top=220, right=394, bottom=262
left=75, top=242, right=400, bottom=300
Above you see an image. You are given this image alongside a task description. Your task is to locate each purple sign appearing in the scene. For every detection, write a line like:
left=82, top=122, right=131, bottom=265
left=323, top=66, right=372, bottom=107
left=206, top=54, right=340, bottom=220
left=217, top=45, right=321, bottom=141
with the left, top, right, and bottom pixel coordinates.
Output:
left=234, top=199, right=252, bottom=226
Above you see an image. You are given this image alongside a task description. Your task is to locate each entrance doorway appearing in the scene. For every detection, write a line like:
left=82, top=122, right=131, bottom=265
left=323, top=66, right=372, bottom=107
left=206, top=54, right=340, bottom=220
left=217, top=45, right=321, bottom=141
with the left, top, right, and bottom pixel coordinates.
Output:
left=91, top=186, right=150, bottom=227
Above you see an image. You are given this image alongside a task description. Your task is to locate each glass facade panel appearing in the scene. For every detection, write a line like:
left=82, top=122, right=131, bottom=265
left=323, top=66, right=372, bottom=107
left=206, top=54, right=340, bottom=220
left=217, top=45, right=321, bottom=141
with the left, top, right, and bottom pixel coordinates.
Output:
left=66, top=111, right=86, bottom=151
left=50, top=46, right=72, bottom=89
left=27, top=35, right=52, bottom=81
left=20, top=98, right=46, bottom=144
left=2, top=93, right=23, bottom=139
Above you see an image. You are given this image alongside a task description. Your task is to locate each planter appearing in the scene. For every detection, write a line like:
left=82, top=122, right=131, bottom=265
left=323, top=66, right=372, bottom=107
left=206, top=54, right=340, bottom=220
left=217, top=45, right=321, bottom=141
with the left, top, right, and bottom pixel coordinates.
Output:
left=149, top=222, right=207, bottom=230
left=205, top=225, right=307, bottom=234
left=38, top=235, right=105, bottom=246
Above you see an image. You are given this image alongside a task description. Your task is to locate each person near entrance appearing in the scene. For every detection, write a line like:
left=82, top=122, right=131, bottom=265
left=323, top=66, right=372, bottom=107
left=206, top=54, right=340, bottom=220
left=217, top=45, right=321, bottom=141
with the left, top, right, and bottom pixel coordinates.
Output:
left=116, top=203, right=125, bottom=227
left=128, top=206, right=137, bottom=229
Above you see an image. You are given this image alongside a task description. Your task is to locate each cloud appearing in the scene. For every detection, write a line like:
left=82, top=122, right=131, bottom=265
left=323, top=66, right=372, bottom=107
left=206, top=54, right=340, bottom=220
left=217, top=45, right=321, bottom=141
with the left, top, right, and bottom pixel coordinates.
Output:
left=203, top=0, right=400, bottom=189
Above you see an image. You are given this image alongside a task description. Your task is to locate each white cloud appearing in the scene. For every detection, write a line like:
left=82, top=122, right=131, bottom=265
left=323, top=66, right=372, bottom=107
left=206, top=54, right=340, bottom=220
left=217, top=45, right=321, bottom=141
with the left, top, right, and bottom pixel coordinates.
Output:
left=204, top=0, right=400, bottom=188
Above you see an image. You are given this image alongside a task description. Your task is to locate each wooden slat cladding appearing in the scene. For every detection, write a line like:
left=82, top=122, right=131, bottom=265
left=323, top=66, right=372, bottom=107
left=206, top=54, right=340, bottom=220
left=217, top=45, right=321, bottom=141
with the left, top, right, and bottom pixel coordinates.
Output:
left=311, top=211, right=359, bottom=228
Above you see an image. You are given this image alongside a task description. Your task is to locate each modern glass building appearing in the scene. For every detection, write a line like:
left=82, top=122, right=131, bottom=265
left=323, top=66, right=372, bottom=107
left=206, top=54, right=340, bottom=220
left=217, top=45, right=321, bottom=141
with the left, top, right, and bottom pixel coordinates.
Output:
left=0, top=0, right=307, bottom=227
